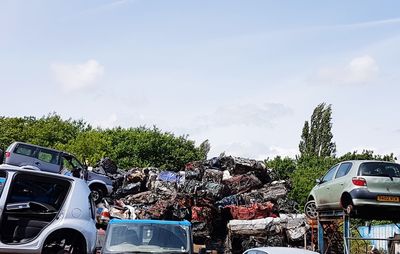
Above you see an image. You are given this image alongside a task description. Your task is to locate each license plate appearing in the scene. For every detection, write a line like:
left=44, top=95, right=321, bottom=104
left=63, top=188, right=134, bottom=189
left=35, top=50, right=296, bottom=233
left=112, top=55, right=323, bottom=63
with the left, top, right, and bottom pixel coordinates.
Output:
left=377, top=195, right=400, bottom=202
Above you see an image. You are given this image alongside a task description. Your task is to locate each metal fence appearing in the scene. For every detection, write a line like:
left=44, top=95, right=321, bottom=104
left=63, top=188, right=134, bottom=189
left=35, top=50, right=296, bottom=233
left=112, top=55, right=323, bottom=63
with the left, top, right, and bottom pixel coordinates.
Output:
left=357, top=224, right=400, bottom=253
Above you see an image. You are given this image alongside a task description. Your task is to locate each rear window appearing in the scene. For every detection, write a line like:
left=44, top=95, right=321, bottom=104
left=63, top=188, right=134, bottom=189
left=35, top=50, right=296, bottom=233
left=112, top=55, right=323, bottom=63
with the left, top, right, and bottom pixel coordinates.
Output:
left=14, top=144, right=36, bottom=157
left=7, top=173, right=70, bottom=210
left=359, top=162, right=400, bottom=178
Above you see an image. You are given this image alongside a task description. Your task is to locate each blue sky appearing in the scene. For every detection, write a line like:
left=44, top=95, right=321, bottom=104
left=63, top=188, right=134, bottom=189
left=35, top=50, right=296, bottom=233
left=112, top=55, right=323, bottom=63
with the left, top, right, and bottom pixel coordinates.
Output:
left=1, top=0, right=400, bottom=160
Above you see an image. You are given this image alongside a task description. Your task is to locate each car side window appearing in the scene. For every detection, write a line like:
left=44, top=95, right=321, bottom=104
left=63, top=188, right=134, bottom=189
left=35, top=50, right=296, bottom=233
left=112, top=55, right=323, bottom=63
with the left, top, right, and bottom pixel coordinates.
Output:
left=335, top=162, right=352, bottom=179
left=71, top=157, right=84, bottom=170
left=37, top=148, right=59, bottom=165
left=14, top=144, right=36, bottom=157
left=322, top=165, right=339, bottom=182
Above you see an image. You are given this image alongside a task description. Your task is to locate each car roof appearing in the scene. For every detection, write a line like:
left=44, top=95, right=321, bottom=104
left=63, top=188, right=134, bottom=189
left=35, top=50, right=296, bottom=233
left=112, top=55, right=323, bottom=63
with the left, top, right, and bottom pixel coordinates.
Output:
left=0, top=163, right=77, bottom=181
left=10, top=141, right=61, bottom=152
left=9, top=141, right=73, bottom=156
left=244, top=247, right=318, bottom=254
left=340, top=160, right=398, bottom=164
left=109, top=219, right=191, bottom=226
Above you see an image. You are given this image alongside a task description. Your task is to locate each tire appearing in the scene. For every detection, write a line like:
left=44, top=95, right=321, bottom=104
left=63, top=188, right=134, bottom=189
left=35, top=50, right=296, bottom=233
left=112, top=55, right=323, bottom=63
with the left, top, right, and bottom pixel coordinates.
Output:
left=90, top=186, right=104, bottom=204
left=341, top=194, right=354, bottom=216
left=304, top=200, right=318, bottom=220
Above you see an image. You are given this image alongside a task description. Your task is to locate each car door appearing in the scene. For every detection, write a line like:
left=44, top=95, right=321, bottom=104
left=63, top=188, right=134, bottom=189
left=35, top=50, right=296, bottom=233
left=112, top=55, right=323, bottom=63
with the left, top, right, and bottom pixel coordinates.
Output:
left=315, top=164, right=339, bottom=209
left=0, top=172, right=71, bottom=244
left=33, top=148, right=61, bottom=173
left=329, top=162, right=353, bottom=208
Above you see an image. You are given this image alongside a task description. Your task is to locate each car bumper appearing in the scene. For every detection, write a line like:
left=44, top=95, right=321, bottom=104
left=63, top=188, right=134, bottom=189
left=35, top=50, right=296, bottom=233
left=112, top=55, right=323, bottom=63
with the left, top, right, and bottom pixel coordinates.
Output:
left=350, top=188, right=400, bottom=207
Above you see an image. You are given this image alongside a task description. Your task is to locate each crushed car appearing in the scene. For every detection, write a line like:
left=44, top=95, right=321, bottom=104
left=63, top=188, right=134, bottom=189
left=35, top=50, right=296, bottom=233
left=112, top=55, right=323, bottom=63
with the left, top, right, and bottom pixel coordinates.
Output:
left=0, top=164, right=97, bottom=253
left=96, top=154, right=305, bottom=254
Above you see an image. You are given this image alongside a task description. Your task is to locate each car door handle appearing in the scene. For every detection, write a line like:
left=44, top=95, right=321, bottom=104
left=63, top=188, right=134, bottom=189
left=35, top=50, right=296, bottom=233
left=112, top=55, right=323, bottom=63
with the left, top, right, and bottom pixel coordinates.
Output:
left=35, top=161, right=41, bottom=165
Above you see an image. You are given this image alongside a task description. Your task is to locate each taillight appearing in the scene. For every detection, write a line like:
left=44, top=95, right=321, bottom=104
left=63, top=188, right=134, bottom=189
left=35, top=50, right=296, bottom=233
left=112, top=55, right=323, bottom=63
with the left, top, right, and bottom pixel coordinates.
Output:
left=352, top=177, right=367, bottom=186
left=100, top=208, right=110, bottom=222
left=5, top=152, right=10, bottom=158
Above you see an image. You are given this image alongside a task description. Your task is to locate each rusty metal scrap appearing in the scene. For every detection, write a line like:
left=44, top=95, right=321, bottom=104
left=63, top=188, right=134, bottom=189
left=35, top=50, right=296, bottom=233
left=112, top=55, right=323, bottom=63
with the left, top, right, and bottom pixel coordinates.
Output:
left=96, top=154, right=308, bottom=251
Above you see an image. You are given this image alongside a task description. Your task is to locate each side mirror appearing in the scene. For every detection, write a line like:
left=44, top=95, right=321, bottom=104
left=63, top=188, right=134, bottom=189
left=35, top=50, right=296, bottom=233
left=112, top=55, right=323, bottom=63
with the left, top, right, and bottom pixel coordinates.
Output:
left=316, top=179, right=321, bottom=184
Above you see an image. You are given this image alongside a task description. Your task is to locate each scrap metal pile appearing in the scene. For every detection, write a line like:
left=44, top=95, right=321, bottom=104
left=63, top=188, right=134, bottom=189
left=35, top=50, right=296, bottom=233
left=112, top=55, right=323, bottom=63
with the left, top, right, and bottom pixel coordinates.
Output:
left=95, top=155, right=309, bottom=254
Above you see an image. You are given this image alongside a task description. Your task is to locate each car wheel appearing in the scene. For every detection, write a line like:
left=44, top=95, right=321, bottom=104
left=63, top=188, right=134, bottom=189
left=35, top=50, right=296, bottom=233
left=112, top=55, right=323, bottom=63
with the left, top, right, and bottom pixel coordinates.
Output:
left=90, top=186, right=104, bottom=204
left=341, top=194, right=355, bottom=216
left=304, top=200, right=318, bottom=220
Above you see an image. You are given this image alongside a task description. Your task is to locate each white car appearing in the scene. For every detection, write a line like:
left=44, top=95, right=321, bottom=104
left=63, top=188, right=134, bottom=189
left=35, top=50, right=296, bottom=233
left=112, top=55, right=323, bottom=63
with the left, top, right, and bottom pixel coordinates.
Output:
left=0, top=164, right=97, bottom=253
left=244, top=247, right=319, bottom=254
left=305, top=160, right=400, bottom=220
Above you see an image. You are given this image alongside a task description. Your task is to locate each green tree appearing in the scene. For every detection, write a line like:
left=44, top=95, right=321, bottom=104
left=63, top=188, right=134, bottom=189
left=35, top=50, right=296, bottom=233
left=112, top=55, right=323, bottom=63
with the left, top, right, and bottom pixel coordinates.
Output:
left=105, top=126, right=203, bottom=170
left=299, top=103, right=336, bottom=157
left=198, top=139, right=211, bottom=160
left=340, top=150, right=397, bottom=162
left=0, top=116, right=33, bottom=149
left=264, top=156, right=296, bottom=180
left=57, top=130, right=112, bottom=166
left=0, top=114, right=205, bottom=170
left=0, top=113, right=89, bottom=150
left=289, top=155, right=337, bottom=205
left=27, top=113, right=90, bottom=148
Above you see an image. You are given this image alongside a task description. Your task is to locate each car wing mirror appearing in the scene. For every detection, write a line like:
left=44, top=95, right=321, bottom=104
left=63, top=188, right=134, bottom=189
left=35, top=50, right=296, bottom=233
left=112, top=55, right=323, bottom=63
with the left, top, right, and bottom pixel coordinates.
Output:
left=316, top=179, right=322, bottom=184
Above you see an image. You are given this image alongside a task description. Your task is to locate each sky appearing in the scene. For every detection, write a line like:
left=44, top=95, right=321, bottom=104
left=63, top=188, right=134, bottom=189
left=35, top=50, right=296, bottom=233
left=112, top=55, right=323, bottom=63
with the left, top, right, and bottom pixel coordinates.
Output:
left=1, top=0, right=400, bottom=160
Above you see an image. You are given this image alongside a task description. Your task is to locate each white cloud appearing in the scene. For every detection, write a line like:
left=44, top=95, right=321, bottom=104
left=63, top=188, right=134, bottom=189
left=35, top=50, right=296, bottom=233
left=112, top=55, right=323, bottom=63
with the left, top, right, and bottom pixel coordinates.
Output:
left=51, top=59, right=104, bottom=91
left=314, top=55, right=379, bottom=85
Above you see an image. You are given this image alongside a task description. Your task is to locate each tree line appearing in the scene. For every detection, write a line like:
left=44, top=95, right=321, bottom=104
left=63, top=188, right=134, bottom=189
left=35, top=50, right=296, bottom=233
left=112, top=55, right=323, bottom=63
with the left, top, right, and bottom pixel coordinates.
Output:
left=0, top=113, right=209, bottom=170
left=0, top=104, right=396, bottom=206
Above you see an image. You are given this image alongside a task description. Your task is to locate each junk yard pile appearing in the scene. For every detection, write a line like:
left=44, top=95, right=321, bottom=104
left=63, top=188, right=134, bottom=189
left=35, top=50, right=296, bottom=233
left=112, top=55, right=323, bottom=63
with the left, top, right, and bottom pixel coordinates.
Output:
left=95, top=154, right=310, bottom=254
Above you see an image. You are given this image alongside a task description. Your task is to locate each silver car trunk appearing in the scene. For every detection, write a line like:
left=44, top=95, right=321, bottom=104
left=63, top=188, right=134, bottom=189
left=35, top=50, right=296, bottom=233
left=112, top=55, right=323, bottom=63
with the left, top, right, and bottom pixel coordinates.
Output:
left=359, top=162, right=400, bottom=194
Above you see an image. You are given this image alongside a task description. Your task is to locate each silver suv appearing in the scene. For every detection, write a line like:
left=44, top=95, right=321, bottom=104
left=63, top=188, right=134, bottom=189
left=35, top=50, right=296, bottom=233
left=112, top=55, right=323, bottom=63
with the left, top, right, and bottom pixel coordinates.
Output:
left=305, top=160, right=400, bottom=220
left=0, top=164, right=97, bottom=253
left=4, top=142, right=113, bottom=203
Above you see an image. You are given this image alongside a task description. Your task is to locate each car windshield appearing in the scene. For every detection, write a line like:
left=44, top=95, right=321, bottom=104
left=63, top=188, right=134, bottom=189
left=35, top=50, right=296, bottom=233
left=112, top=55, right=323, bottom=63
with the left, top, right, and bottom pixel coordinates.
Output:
left=360, top=162, right=400, bottom=178
left=104, top=222, right=190, bottom=253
